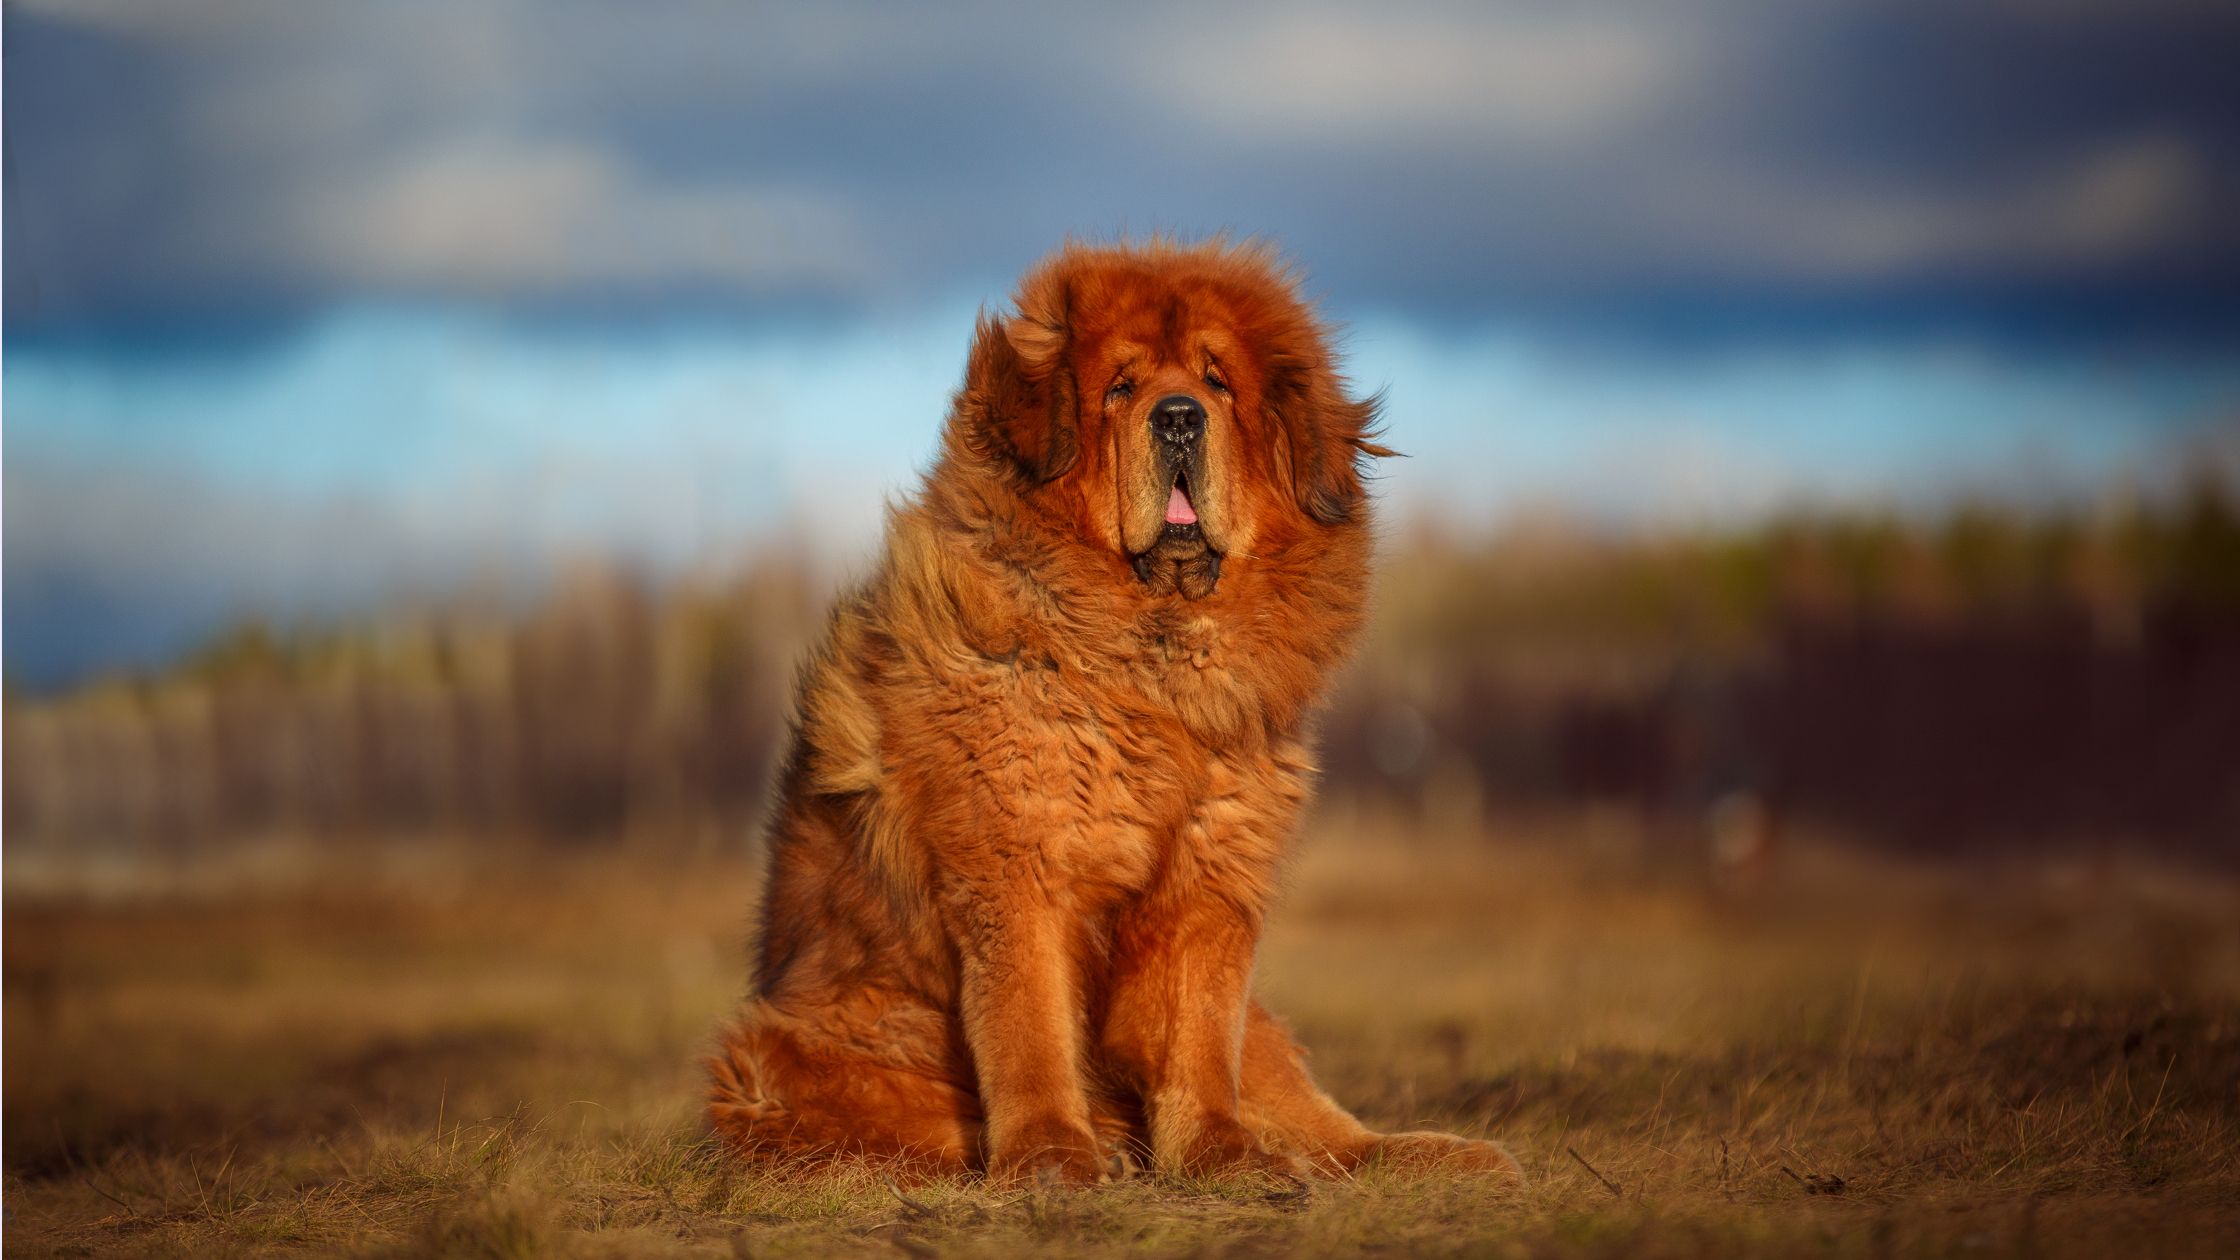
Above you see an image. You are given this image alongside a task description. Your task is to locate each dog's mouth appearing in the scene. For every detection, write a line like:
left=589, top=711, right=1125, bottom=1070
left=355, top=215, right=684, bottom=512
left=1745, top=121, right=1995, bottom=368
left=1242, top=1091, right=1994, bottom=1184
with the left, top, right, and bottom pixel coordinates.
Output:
left=1164, top=471, right=1199, bottom=529
left=1133, top=468, right=1222, bottom=599
left=1160, top=469, right=1207, bottom=547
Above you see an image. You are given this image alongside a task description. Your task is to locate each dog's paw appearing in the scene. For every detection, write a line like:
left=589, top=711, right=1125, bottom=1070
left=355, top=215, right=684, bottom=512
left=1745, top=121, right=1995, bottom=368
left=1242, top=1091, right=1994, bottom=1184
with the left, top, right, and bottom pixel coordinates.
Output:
left=990, top=1119, right=1110, bottom=1187
left=1171, top=1120, right=1312, bottom=1182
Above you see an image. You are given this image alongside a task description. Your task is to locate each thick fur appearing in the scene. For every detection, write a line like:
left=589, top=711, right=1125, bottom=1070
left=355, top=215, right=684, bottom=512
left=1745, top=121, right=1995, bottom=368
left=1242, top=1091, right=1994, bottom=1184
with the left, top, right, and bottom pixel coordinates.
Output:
left=706, top=239, right=1519, bottom=1184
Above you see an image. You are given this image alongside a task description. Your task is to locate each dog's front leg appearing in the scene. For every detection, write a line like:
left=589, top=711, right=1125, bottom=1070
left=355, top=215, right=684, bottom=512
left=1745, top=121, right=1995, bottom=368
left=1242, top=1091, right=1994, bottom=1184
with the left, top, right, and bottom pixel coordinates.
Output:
left=1102, top=888, right=1305, bottom=1179
left=944, top=876, right=1107, bottom=1184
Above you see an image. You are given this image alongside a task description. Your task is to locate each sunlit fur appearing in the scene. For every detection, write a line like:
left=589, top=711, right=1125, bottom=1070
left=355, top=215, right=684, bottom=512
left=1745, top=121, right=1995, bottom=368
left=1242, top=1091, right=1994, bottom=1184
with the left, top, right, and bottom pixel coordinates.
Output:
left=706, top=239, right=1518, bottom=1184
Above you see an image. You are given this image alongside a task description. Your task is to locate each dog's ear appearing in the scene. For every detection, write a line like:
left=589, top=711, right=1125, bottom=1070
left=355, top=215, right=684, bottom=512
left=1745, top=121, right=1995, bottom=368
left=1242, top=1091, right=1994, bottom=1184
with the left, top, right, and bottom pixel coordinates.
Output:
left=957, top=294, right=1078, bottom=485
left=1268, top=355, right=1391, bottom=526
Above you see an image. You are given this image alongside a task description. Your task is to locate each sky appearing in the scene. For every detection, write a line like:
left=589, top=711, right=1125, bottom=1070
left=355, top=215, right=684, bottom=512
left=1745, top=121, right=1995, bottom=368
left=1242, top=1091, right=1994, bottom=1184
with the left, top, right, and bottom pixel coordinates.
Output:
left=6, top=1, right=2240, bottom=688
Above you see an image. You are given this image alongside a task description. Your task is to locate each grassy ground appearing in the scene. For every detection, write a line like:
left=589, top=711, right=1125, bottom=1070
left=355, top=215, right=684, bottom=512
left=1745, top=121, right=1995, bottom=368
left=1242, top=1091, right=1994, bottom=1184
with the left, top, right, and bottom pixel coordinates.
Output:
left=6, top=815, right=2238, bottom=1257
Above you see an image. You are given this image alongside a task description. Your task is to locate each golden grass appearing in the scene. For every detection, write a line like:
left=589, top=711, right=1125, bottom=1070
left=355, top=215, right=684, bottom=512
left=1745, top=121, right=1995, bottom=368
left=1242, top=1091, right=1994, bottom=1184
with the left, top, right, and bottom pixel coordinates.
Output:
left=7, top=814, right=2238, bottom=1258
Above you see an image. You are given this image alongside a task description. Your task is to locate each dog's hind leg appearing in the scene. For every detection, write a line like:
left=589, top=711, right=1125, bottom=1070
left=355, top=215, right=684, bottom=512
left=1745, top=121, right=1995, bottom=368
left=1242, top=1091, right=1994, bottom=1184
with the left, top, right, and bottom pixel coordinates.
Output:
left=1235, top=1001, right=1378, bottom=1172
left=706, top=998, right=980, bottom=1174
left=1238, top=1001, right=1522, bottom=1179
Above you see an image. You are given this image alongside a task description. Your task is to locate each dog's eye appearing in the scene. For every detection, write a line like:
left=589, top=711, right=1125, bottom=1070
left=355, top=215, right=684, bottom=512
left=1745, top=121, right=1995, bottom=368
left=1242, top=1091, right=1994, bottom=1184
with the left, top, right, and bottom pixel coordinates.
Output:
left=1203, top=369, right=1229, bottom=394
left=1106, top=380, right=1134, bottom=404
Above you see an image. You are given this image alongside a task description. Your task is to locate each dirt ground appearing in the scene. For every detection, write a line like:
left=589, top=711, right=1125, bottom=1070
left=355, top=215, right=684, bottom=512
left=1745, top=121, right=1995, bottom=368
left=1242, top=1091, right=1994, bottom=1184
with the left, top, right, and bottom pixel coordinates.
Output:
left=6, top=815, right=2238, bottom=1257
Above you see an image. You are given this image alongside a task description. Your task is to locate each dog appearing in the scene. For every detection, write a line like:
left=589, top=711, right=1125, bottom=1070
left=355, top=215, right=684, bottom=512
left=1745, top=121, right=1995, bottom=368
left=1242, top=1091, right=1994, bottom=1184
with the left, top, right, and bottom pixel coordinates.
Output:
left=707, top=238, right=1519, bottom=1184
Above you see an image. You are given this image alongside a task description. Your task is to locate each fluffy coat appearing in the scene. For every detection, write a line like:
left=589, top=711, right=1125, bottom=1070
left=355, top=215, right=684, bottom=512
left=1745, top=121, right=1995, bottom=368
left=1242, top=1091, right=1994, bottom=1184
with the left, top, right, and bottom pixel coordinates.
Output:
left=707, top=240, right=1517, bottom=1183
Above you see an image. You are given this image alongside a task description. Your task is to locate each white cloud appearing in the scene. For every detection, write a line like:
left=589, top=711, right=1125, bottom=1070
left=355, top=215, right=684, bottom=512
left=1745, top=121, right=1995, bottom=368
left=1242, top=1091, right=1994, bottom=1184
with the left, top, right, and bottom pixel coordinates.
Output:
left=299, top=141, right=879, bottom=296
left=1171, top=10, right=1698, bottom=145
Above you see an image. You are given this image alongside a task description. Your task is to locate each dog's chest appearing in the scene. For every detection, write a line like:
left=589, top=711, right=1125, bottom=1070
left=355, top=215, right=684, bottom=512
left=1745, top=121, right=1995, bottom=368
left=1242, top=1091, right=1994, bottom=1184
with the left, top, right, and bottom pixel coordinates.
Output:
left=1004, top=660, right=1284, bottom=903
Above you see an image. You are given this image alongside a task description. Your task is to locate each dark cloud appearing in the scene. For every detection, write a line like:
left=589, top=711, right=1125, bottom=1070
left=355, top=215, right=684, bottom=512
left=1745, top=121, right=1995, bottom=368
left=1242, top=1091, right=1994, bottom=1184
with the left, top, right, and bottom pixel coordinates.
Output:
left=5, top=1, right=2237, bottom=341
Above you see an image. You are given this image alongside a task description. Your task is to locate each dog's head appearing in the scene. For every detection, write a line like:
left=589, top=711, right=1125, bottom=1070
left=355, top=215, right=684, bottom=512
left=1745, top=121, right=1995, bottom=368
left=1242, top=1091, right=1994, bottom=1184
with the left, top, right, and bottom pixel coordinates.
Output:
left=954, top=239, right=1388, bottom=599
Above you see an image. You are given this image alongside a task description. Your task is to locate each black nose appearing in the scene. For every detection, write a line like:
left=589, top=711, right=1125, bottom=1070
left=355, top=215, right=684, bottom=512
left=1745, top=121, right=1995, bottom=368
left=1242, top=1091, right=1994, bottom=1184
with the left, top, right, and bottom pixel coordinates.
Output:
left=1152, top=395, right=1205, bottom=446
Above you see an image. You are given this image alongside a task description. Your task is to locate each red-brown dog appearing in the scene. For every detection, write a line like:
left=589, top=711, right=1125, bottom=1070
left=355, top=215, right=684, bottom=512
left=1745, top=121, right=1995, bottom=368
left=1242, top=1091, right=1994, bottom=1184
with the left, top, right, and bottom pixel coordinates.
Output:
left=708, top=239, right=1518, bottom=1184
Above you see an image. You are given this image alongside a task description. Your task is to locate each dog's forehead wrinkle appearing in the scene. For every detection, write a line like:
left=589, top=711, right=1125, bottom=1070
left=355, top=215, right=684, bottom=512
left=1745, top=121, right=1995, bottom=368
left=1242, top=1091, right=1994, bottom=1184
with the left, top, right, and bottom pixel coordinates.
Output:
left=1160, top=295, right=1191, bottom=360
left=1100, top=341, right=1149, bottom=378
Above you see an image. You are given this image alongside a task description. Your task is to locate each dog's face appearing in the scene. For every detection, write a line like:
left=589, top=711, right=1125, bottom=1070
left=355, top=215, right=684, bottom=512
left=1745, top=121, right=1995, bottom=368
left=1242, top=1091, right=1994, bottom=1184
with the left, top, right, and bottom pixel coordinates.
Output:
left=957, top=241, right=1383, bottom=600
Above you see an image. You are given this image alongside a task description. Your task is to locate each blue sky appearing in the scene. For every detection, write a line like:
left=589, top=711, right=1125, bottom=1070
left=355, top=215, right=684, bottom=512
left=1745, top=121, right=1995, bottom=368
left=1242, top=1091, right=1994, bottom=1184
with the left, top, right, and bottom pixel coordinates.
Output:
left=6, top=1, right=2239, bottom=687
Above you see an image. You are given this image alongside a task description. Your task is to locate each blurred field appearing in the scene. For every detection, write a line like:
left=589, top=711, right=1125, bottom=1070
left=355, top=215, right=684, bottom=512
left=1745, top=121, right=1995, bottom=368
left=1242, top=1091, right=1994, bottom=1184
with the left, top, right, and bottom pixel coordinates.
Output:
left=7, top=813, right=2238, bottom=1258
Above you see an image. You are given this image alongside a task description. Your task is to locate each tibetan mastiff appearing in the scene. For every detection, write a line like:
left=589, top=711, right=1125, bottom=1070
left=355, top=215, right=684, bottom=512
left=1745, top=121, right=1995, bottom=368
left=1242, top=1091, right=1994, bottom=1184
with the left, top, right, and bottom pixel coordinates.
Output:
left=707, top=239, right=1518, bottom=1184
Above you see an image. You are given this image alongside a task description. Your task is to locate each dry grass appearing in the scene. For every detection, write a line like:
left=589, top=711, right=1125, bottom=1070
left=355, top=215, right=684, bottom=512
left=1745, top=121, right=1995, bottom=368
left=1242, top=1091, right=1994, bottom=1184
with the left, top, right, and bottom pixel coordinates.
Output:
left=7, top=814, right=2239, bottom=1257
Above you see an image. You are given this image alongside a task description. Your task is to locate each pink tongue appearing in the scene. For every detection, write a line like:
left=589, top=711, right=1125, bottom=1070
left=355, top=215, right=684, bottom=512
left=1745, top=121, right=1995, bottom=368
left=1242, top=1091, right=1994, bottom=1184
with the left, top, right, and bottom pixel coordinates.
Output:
left=1165, top=484, right=1198, bottom=526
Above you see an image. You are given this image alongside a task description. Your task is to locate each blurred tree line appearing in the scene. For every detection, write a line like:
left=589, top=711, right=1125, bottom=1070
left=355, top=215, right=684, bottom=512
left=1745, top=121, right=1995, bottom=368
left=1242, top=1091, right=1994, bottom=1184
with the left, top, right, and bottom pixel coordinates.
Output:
left=7, top=482, right=2238, bottom=864
left=1333, top=477, right=2240, bottom=864
left=3, top=564, right=816, bottom=856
